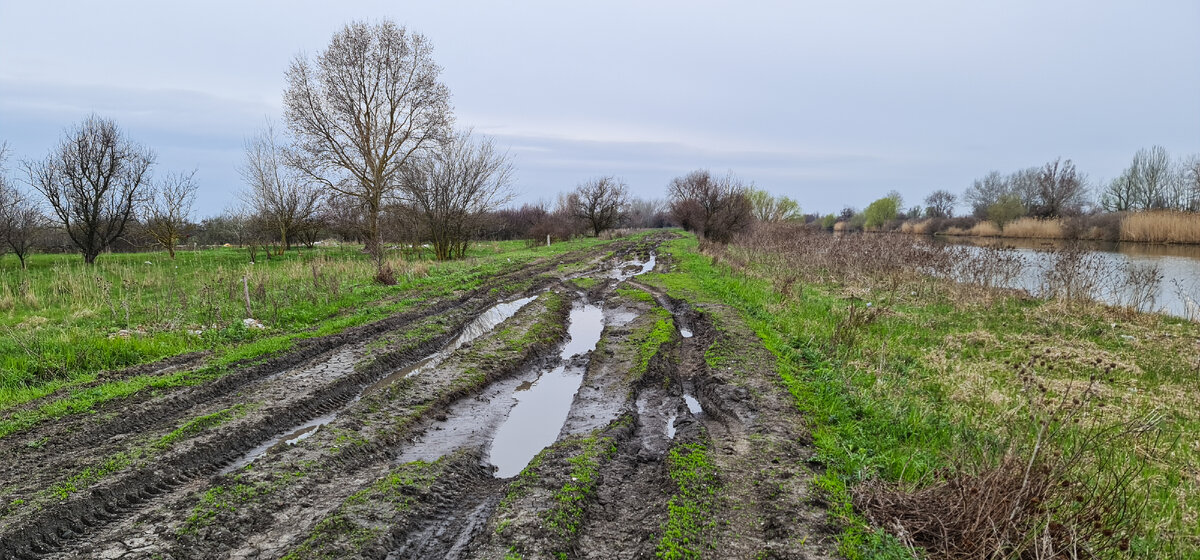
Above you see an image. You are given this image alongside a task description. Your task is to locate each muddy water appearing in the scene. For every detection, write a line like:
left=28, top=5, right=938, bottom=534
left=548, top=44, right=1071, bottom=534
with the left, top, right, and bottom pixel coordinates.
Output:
left=609, top=252, right=657, bottom=281
left=395, top=254, right=658, bottom=478
left=362, top=296, right=539, bottom=394
left=487, top=304, right=605, bottom=477
left=222, top=296, right=539, bottom=473
left=938, top=237, right=1200, bottom=319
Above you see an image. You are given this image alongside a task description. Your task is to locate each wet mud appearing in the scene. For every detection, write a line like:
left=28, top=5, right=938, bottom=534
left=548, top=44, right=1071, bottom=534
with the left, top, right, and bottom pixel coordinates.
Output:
left=0, top=233, right=838, bottom=559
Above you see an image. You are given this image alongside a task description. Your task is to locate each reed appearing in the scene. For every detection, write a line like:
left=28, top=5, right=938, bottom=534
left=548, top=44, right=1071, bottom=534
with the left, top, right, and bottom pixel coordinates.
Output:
left=999, top=217, right=1064, bottom=239
left=900, top=219, right=932, bottom=234
left=1120, top=211, right=1200, bottom=244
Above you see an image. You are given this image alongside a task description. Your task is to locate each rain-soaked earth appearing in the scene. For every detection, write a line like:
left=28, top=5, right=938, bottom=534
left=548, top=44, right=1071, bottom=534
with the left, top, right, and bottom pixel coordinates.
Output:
left=0, top=233, right=839, bottom=559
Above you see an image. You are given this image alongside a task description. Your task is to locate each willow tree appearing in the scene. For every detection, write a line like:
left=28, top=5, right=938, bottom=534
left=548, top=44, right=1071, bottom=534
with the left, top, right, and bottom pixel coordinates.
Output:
left=283, top=20, right=452, bottom=270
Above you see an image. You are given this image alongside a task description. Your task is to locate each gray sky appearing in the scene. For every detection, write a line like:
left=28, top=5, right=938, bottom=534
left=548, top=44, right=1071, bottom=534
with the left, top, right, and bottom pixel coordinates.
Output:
left=2, top=0, right=1198, bottom=217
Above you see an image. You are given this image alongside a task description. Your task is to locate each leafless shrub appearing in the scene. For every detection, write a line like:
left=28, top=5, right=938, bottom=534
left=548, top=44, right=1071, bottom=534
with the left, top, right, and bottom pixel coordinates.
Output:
left=374, top=263, right=397, bottom=286
left=949, top=245, right=1025, bottom=290
left=1170, top=278, right=1200, bottom=322
left=1038, top=244, right=1110, bottom=303
left=1115, top=262, right=1163, bottom=314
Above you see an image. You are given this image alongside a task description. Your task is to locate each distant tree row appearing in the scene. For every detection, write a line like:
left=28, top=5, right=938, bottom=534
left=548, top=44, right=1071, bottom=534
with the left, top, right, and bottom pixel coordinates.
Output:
left=821, top=147, right=1200, bottom=235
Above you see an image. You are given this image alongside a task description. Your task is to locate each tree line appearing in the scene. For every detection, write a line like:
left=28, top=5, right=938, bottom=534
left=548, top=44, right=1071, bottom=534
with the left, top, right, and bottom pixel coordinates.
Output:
left=822, top=147, right=1200, bottom=235
left=0, top=19, right=805, bottom=274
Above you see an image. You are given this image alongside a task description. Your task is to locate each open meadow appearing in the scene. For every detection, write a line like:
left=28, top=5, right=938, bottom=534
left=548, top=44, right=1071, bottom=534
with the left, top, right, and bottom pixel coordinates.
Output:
left=0, top=229, right=1195, bottom=559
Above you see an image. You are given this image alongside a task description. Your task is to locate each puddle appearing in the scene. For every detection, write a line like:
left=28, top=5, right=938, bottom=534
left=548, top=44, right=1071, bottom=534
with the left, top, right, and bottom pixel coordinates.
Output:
left=666, top=411, right=678, bottom=439
left=683, top=394, right=703, bottom=415
left=608, top=252, right=657, bottom=281
left=223, top=296, right=538, bottom=473
left=486, top=303, right=605, bottom=477
left=394, top=374, right=528, bottom=464
left=221, top=411, right=336, bottom=473
left=607, top=308, right=639, bottom=327
left=364, top=296, right=539, bottom=393
left=679, top=328, right=693, bottom=338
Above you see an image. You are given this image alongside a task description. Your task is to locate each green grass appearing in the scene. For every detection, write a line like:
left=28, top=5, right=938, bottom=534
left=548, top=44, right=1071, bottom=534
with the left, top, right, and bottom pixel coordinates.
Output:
left=656, top=441, right=720, bottom=560
left=646, top=234, right=1200, bottom=558
left=156, top=404, right=253, bottom=449
left=544, top=434, right=618, bottom=539
left=631, top=307, right=674, bottom=379
left=282, top=458, right=445, bottom=559
left=0, top=237, right=612, bottom=440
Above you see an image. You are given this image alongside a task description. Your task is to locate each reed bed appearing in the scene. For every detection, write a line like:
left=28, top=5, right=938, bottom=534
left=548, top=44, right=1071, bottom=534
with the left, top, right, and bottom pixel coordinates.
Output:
left=1120, top=211, right=1200, bottom=244
left=998, top=217, right=1064, bottom=239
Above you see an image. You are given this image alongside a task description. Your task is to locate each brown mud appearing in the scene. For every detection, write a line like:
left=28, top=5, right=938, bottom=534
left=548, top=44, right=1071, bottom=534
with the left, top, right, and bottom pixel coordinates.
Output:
left=0, top=233, right=839, bottom=559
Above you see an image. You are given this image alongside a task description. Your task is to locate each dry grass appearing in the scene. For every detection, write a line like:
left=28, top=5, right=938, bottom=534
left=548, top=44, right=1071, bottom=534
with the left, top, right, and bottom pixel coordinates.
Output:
left=1001, top=218, right=1065, bottom=239
left=901, top=220, right=933, bottom=234
left=945, top=221, right=1002, bottom=237
left=1120, top=211, right=1200, bottom=244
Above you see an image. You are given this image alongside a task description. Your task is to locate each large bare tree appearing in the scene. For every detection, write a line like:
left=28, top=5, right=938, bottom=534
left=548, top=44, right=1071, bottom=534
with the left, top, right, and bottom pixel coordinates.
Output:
left=963, top=171, right=1012, bottom=219
left=239, top=123, right=323, bottom=252
left=923, top=189, right=957, bottom=218
left=398, top=130, right=513, bottom=260
left=24, top=116, right=154, bottom=264
left=1029, top=157, right=1087, bottom=217
left=142, top=170, right=197, bottom=259
left=572, top=176, right=628, bottom=236
left=667, top=170, right=753, bottom=243
left=283, top=20, right=452, bottom=269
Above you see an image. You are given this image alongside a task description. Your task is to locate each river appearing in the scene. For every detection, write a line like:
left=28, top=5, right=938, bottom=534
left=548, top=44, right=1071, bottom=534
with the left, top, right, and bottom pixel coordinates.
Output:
left=935, top=236, right=1200, bottom=320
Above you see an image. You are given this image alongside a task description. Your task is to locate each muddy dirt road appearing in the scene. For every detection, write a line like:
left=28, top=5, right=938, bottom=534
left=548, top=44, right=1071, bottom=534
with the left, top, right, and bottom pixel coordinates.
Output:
left=0, top=233, right=838, bottom=559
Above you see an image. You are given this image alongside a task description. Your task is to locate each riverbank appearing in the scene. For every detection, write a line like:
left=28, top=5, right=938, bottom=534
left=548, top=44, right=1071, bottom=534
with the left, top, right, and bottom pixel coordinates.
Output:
left=677, top=224, right=1199, bottom=558
left=893, top=210, right=1200, bottom=245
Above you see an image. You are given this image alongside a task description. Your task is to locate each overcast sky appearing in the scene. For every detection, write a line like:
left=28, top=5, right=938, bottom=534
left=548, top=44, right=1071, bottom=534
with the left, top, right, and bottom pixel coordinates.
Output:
left=2, top=0, right=1198, bottom=217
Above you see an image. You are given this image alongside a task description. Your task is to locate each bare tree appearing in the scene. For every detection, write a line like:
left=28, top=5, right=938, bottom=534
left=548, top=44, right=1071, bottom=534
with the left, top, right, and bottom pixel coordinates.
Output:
left=923, top=189, right=957, bottom=218
left=23, top=116, right=154, bottom=264
left=571, top=176, right=629, bottom=236
left=625, top=197, right=668, bottom=229
left=398, top=130, right=514, bottom=260
left=964, top=171, right=1009, bottom=218
left=142, top=170, right=197, bottom=259
left=284, top=20, right=452, bottom=269
left=747, top=188, right=802, bottom=222
left=239, top=123, right=323, bottom=253
left=1102, top=146, right=1174, bottom=211
left=1133, top=146, right=1172, bottom=209
left=1029, top=158, right=1087, bottom=217
left=1181, top=154, right=1200, bottom=212
left=1, top=143, right=46, bottom=268
left=668, top=170, right=753, bottom=243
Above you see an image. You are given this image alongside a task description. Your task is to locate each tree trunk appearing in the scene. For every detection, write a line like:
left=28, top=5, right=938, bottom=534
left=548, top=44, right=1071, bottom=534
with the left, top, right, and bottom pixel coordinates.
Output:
left=365, top=206, right=383, bottom=270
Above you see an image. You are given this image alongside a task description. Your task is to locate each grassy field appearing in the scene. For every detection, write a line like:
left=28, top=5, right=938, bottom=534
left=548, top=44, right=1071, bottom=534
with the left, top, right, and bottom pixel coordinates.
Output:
left=0, top=239, right=610, bottom=414
left=646, top=228, right=1199, bottom=559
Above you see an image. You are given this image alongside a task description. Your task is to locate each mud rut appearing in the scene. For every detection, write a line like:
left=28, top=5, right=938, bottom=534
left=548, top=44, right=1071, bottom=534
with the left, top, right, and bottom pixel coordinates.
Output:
left=0, top=234, right=838, bottom=560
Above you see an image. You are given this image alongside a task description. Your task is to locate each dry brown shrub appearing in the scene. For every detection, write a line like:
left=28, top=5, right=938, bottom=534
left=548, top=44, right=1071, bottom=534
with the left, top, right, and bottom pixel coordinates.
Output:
left=855, top=361, right=1152, bottom=560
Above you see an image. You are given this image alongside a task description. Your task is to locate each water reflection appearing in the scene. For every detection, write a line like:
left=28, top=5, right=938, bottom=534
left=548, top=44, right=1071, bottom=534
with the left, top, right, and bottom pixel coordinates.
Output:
left=936, top=237, right=1200, bottom=319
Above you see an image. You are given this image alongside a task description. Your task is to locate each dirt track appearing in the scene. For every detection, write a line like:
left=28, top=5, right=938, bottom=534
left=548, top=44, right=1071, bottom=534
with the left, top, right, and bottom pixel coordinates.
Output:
left=0, top=233, right=838, bottom=559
